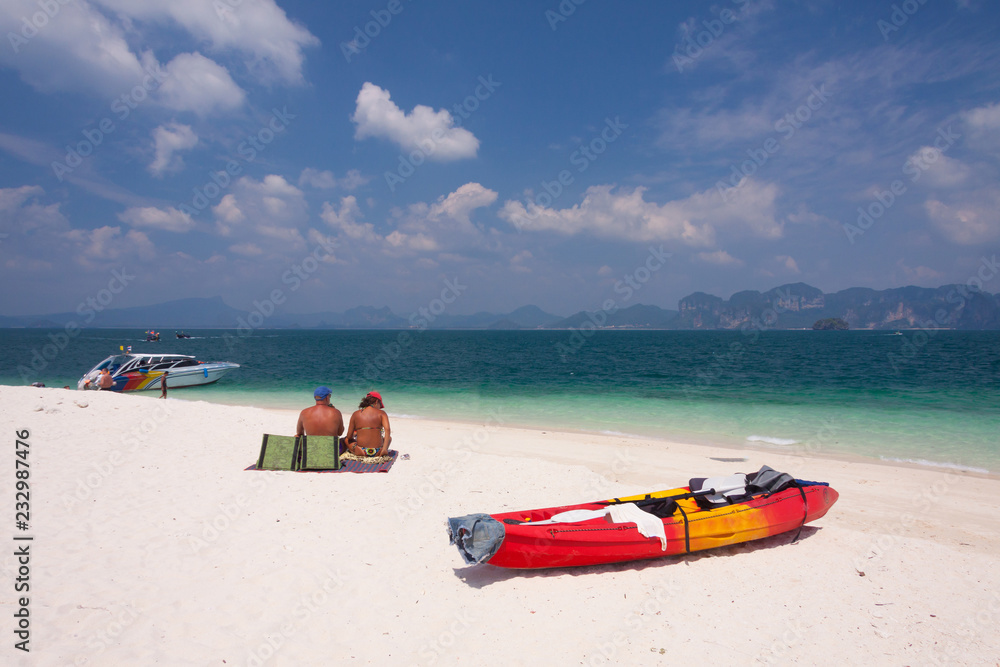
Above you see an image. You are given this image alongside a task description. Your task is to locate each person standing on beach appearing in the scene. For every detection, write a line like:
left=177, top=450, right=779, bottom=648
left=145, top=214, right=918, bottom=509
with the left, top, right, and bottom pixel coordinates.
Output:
left=296, top=386, right=344, bottom=441
left=344, top=391, right=392, bottom=457
left=160, top=371, right=168, bottom=399
left=98, top=369, right=113, bottom=390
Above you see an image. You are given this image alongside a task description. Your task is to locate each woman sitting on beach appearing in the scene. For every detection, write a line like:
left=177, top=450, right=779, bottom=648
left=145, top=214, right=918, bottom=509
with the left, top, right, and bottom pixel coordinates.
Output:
left=344, top=391, right=391, bottom=457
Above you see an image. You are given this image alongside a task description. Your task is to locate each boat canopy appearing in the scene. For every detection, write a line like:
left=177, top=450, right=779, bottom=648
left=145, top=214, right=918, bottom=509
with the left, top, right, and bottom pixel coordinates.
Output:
left=93, top=354, right=130, bottom=371
left=85, top=353, right=204, bottom=376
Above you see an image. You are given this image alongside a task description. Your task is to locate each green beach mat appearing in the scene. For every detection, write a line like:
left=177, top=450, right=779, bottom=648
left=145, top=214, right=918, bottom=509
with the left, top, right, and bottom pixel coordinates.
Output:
left=298, top=435, right=341, bottom=471
left=256, top=434, right=300, bottom=471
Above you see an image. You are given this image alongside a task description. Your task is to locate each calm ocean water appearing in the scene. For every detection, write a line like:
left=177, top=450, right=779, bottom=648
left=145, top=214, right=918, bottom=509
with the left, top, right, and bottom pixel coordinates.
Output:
left=2, top=328, right=998, bottom=472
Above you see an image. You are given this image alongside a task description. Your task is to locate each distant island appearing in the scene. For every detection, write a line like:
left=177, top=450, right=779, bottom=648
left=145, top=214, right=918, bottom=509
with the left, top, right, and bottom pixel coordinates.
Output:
left=1, top=281, right=997, bottom=330
left=812, top=318, right=849, bottom=330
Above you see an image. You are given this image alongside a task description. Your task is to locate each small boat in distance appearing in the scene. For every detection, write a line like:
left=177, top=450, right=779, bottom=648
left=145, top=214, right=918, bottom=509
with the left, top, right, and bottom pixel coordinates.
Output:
left=145, top=330, right=160, bottom=341
left=176, top=332, right=192, bottom=339
left=78, top=352, right=239, bottom=392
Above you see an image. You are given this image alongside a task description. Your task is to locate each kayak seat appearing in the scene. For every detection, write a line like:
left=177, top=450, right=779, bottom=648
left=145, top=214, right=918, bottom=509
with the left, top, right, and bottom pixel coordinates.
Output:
left=689, top=465, right=807, bottom=510
left=688, top=473, right=751, bottom=510
left=746, top=464, right=798, bottom=493
left=633, top=495, right=679, bottom=518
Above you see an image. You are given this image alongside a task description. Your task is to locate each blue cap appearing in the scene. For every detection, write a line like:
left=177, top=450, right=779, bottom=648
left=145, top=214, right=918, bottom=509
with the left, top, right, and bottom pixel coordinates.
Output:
left=314, top=386, right=332, bottom=399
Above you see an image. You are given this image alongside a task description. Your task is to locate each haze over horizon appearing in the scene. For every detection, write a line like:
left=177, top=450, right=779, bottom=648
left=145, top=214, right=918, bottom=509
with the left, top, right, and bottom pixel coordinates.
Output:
left=1, top=1, right=999, bottom=318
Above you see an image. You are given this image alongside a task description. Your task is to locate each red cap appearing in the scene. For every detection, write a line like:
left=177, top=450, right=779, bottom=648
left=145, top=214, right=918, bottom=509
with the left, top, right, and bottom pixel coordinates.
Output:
left=367, top=391, right=383, bottom=405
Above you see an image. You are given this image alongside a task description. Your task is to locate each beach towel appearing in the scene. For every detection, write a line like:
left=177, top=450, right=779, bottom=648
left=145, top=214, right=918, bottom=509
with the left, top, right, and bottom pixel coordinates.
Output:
left=527, top=502, right=667, bottom=550
left=246, top=450, right=398, bottom=473
left=298, top=435, right=341, bottom=471
left=256, top=434, right=300, bottom=471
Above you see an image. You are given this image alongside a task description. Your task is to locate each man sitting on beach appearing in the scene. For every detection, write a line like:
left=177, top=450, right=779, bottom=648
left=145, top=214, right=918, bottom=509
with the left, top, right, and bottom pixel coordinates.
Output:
left=295, top=386, right=344, bottom=443
left=344, top=391, right=392, bottom=457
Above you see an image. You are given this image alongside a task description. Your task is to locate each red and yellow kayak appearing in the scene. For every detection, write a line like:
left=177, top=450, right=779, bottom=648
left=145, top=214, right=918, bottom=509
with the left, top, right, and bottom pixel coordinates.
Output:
left=448, top=471, right=838, bottom=569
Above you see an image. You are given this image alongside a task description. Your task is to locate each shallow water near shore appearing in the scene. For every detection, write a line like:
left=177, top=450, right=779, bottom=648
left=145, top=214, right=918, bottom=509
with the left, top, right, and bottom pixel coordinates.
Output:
left=2, top=327, right=998, bottom=471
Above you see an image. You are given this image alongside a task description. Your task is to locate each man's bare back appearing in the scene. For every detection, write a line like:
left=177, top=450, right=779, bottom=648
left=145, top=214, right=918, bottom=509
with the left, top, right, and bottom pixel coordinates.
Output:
left=296, top=387, right=344, bottom=439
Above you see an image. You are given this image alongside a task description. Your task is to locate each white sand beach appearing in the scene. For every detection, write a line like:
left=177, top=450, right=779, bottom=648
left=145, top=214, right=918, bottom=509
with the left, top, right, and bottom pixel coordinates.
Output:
left=2, top=385, right=999, bottom=666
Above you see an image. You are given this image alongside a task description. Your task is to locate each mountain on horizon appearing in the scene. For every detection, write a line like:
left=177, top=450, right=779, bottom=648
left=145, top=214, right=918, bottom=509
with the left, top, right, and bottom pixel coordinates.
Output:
left=546, top=303, right=680, bottom=329
left=675, top=282, right=1000, bottom=330
left=0, top=296, right=244, bottom=329
left=2, top=283, right=998, bottom=330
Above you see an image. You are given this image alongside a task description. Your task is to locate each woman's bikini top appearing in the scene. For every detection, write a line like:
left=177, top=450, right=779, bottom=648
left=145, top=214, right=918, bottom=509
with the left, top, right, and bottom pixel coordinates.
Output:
left=356, top=406, right=381, bottom=430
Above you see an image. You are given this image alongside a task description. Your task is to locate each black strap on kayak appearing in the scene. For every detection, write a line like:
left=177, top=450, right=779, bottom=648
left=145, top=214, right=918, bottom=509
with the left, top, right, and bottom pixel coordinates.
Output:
left=675, top=503, right=691, bottom=554
left=791, top=485, right=808, bottom=543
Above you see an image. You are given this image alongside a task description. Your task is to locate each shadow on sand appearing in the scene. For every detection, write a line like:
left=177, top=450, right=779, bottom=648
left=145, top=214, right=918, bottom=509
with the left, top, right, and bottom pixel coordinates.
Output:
left=452, top=525, right=822, bottom=589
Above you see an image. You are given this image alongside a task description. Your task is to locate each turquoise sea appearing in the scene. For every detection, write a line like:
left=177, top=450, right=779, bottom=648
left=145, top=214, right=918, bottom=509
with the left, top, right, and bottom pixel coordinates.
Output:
left=2, top=328, right=998, bottom=473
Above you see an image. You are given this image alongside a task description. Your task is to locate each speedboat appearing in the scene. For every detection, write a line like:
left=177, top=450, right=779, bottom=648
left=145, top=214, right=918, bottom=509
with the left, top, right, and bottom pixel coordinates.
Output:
left=78, top=353, right=239, bottom=392
left=176, top=332, right=192, bottom=339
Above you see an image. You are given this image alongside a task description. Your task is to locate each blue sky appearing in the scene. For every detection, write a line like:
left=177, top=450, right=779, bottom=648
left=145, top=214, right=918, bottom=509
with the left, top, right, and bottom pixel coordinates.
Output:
left=1, top=0, right=998, bottom=318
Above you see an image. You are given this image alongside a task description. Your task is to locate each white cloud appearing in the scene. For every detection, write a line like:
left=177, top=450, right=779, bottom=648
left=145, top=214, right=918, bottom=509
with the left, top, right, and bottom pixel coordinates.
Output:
left=156, top=53, right=245, bottom=115
left=907, top=148, right=972, bottom=188
left=658, top=105, right=776, bottom=149
left=209, top=175, right=308, bottom=250
left=213, top=194, right=245, bottom=236
left=658, top=55, right=842, bottom=152
left=498, top=181, right=781, bottom=245
left=319, top=183, right=498, bottom=259
left=925, top=188, right=1000, bottom=245
left=338, top=170, right=369, bottom=191
left=63, top=226, right=156, bottom=269
left=305, top=228, right=340, bottom=263
left=149, top=123, right=198, bottom=177
left=0, top=185, right=69, bottom=233
left=669, top=0, right=776, bottom=74
left=0, top=132, right=151, bottom=208
left=352, top=83, right=479, bottom=161
left=511, top=250, right=533, bottom=273
left=0, top=0, right=313, bottom=107
left=0, top=185, right=42, bottom=212
left=775, top=254, right=800, bottom=273
left=0, top=186, right=154, bottom=274
left=382, top=183, right=498, bottom=253
left=252, top=174, right=300, bottom=197
left=242, top=175, right=307, bottom=243
left=785, top=203, right=837, bottom=228
left=91, top=0, right=319, bottom=85
left=118, top=206, right=195, bottom=233
left=385, top=230, right=439, bottom=252
left=320, top=196, right=378, bottom=242
left=251, top=175, right=305, bottom=218
left=0, top=1, right=147, bottom=97
left=427, top=182, right=498, bottom=233
left=961, top=102, right=1000, bottom=156
left=895, top=259, right=944, bottom=282
left=697, top=250, right=744, bottom=267
left=299, top=168, right=337, bottom=189
left=229, top=242, right=263, bottom=257
left=961, top=102, right=1000, bottom=133
left=299, top=168, right=368, bottom=190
